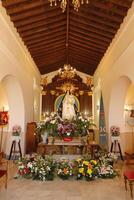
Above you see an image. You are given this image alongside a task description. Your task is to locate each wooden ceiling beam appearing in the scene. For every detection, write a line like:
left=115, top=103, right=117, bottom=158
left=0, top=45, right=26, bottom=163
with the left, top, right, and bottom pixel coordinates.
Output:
left=34, top=51, right=66, bottom=61
left=19, top=20, right=66, bottom=34
left=91, top=1, right=126, bottom=16
left=39, top=62, right=65, bottom=74
left=70, top=40, right=104, bottom=54
left=31, top=45, right=65, bottom=55
left=15, top=13, right=65, bottom=28
left=69, top=36, right=106, bottom=51
left=35, top=56, right=66, bottom=66
left=37, top=56, right=66, bottom=66
left=70, top=60, right=96, bottom=69
left=20, top=22, right=66, bottom=37
left=109, top=0, right=132, bottom=8
left=69, top=50, right=98, bottom=61
left=69, top=53, right=99, bottom=64
left=17, top=16, right=66, bottom=32
left=2, top=0, right=28, bottom=7
left=9, top=5, right=60, bottom=21
left=39, top=60, right=65, bottom=69
left=69, top=54, right=99, bottom=65
left=69, top=32, right=109, bottom=48
left=30, top=42, right=65, bottom=54
left=69, top=48, right=102, bottom=61
left=70, top=10, right=119, bottom=29
left=6, top=0, right=45, bottom=15
left=32, top=46, right=66, bottom=57
left=70, top=43, right=103, bottom=57
left=26, top=32, right=65, bottom=46
left=79, top=6, right=122, bottom=23
left=70, top=25, right=111, bottom=43
left=69, top=47, right=101, bottom=58
left=23, top=26, right=65, bottom=41
left=15, top=12, right=63, bottom=28
left=28, top=35, right=65, bottom=49
left=70, top=20, right=114, bottom=39
left=70, top=15, right=116, bottom=34
left=69, top=60, right=96, bottom=74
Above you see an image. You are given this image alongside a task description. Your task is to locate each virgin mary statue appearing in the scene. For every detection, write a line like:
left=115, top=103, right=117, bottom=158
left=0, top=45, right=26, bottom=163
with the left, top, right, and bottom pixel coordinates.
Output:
left=62, top=91, right=76, bottom=121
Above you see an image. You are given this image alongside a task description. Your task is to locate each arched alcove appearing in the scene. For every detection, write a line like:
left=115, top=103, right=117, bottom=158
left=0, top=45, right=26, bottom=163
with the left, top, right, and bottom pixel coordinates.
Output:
left=109, top=76, right=132, bottom=153
left=1, top=74, right=25, bottom=155
left=109, top=76, right=131, bottom=129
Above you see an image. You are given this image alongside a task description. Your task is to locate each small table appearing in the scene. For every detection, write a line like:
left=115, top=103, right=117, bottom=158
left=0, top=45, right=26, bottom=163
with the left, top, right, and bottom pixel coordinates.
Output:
left=124, top=170, right=134, bottom=198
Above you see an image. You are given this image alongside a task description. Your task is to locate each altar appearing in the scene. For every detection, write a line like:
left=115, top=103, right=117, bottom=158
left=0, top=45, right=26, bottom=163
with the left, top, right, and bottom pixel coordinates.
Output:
left=37, top=136, right=100, bottom=158
left=37, top=137, right=84, bottom=155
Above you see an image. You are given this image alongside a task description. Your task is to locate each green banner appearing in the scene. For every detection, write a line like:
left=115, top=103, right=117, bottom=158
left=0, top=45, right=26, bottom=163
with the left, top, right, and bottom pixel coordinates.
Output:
left=99, top=93, right=107, bottom=148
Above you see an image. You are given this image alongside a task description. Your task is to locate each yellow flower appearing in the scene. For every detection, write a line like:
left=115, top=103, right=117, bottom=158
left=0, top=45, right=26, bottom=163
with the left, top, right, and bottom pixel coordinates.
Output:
left=91, top=160, right=97, bottom=165
left=83, top=161, right=89, bottom=166
left=87, top=169, right=92, bottom=175
left=79, top=168, right=84, bottom=174
left=77, top=158, right=82, bottom=163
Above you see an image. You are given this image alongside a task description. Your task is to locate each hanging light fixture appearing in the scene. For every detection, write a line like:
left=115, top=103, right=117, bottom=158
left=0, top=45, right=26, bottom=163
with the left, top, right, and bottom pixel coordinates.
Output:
left=58, top=64, right=76, bottom=79
left=48, top=0, right=89, bottom=12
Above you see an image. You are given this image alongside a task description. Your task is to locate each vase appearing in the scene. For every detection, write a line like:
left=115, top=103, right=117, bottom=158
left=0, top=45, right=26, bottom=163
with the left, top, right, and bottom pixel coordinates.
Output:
left=63, top=137, right=73, bottom=142
left=42, top=131, right=48, bottom=143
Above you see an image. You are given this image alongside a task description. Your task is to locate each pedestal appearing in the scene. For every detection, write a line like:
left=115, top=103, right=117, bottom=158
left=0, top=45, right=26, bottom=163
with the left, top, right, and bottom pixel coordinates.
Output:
left=9, top=137, right=22, bottom=160
left=110, top=136, right=123, bottom=161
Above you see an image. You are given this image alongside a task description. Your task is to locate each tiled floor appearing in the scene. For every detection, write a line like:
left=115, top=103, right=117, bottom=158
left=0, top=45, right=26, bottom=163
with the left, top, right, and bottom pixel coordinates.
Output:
left=0, top=160, right=134, bottom=200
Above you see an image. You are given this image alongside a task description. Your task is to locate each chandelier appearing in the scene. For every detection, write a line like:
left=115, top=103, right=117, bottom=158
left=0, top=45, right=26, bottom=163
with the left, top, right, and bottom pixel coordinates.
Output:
left=48, top=0, right=89, bottom=12
left=58, top=64, right=76, bottom=79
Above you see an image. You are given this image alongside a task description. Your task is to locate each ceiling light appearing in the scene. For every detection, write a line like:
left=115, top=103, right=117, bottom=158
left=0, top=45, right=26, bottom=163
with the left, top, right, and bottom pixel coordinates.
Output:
left=58, top=64, right=76, bottom=79
left=48, top=0, right=89, bottom=12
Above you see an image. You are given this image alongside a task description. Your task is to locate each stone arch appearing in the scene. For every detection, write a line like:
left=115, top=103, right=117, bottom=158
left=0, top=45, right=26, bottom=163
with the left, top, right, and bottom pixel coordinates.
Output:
left=108, top=75, right=132, bottom=153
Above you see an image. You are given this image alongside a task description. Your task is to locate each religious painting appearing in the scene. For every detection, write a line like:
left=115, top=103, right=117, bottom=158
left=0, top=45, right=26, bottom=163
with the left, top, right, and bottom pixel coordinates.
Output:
left=0, top=111, right=8, bottom=126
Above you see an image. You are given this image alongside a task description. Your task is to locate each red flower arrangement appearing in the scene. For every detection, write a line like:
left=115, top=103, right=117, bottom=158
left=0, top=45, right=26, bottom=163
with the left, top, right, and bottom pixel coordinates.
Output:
left=57, top=120, right=76, bottom=141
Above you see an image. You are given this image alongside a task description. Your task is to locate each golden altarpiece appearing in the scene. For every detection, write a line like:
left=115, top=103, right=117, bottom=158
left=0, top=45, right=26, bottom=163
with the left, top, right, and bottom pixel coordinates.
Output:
left=26, top=71, right=97, bottom=156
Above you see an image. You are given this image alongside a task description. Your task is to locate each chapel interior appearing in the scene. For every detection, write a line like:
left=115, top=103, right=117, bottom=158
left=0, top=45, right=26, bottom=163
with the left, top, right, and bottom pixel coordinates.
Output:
left=1, top=0, right=134, bottom=199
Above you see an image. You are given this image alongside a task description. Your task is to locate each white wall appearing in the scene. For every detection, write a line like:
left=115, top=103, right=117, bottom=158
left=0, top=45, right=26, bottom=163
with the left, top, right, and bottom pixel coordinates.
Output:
left=93, top=1, right=134, bottom=154
left=0, top=3, right=41, bottom=155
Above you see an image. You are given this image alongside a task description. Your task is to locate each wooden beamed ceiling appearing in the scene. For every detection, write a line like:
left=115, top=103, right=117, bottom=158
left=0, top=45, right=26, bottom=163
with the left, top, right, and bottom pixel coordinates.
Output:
left=2, top=0, right=133, bottom=75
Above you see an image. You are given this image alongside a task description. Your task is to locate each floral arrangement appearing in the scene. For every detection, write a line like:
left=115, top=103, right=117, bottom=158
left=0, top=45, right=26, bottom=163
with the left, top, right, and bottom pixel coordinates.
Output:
left=98, top=152, right=117, bottom=178
left=110, top=126, right=120, bottom=136
left=16, top=153, right=117, bottom=181
left=99, top=164, right=117, bottom=179
left=57, top=120, right=76, bottom=140
left=56, top=158, right=73, bottom=179
left=12, top=125, right=21, bottom=136
left=36, top=112, right=58, bottom=136
left=16, top=154, right=56, bottom=180
left=97, top=150, right=118, bottom=165
left=74, top=158, right=99, bottom=181
left=36, top=112, right=95, bottom=140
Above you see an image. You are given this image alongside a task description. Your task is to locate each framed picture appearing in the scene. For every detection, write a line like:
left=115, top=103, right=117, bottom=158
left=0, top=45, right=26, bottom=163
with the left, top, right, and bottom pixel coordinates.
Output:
left=0, top=111, right=8, bottom=126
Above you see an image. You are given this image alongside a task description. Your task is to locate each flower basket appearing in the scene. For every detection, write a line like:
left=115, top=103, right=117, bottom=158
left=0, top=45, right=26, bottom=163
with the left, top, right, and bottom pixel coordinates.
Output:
left=110, top=126, right=120, bottom=137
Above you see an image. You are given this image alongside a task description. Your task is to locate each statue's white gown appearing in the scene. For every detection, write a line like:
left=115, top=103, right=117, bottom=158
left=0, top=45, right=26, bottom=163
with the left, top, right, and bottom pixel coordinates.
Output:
left=62, top=92, right=76, bottom=121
